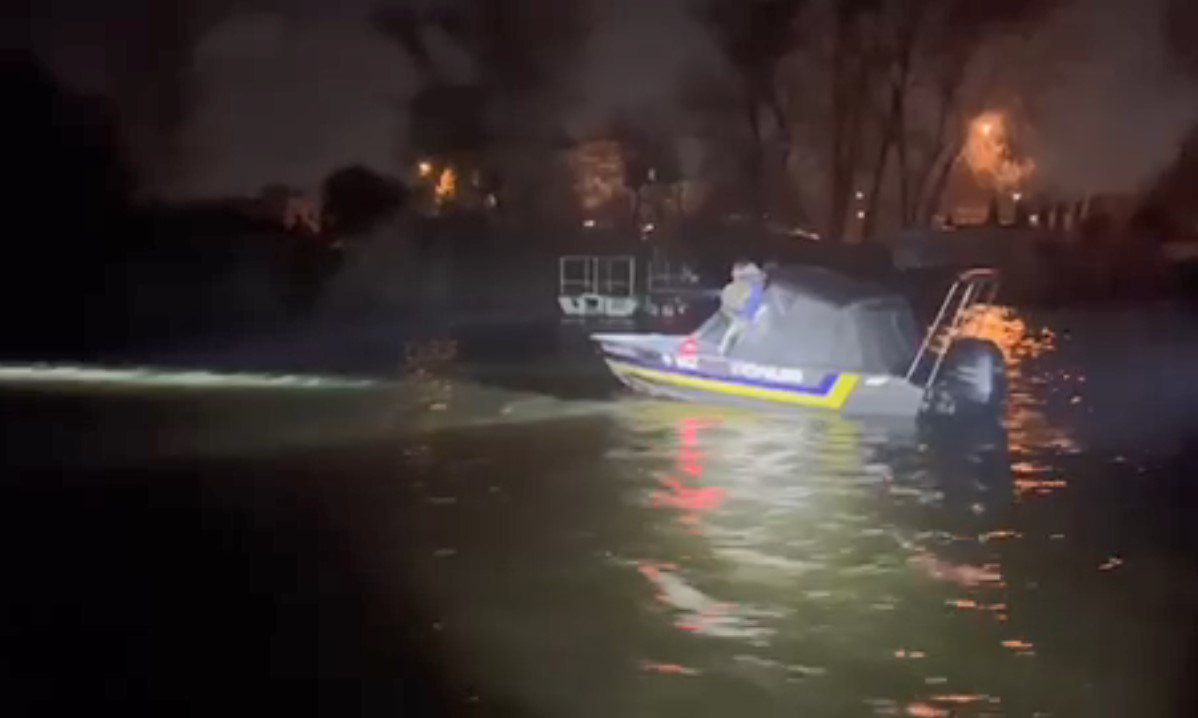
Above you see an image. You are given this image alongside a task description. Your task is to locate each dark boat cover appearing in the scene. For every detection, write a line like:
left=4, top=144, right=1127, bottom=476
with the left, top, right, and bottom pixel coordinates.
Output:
left=693, top=266, right=920, bottom=374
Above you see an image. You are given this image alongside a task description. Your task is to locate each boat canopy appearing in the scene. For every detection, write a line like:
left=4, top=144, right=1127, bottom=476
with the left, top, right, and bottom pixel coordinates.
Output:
left=694, top=266, right=920, bottom=374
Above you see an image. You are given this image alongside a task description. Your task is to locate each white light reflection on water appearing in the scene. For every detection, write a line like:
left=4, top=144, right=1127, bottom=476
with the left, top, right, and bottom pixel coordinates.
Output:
left=0, top=363, right=376, bottom=390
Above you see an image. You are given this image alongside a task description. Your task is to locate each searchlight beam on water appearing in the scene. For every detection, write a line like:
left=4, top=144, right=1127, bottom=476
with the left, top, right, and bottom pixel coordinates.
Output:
left=0, top=364, right=377, bottom=391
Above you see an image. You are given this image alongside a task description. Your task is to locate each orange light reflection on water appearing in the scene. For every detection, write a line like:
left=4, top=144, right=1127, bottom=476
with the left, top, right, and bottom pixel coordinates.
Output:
left=958, top=304, right=1080, bottom=478
left=957, top=304, right=1057, bottom=365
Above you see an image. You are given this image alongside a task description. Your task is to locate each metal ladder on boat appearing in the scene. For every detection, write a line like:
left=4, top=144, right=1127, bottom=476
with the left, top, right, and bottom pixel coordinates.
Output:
left=904, top=268, right=1001, bottom=389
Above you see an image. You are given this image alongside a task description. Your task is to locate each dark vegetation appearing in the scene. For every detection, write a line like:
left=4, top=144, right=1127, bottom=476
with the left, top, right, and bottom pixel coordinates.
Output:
left=3, top=50, right=1194, bottom=369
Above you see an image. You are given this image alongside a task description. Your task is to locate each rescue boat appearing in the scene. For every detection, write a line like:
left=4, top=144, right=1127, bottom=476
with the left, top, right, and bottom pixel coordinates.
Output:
left=593, top=266, right=1005, bottom=420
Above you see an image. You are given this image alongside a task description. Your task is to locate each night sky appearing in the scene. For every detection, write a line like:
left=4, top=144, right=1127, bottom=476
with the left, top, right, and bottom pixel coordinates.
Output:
left=15, top=0, right=1198, bottom=198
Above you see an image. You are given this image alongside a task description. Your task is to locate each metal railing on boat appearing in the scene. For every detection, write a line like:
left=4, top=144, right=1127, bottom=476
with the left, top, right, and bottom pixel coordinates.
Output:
left=905, top=268, right=1001, bottom=388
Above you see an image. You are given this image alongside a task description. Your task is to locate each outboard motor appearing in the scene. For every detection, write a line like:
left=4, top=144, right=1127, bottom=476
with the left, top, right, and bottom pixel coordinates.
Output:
left=922, top=337, right=1007, bottom=422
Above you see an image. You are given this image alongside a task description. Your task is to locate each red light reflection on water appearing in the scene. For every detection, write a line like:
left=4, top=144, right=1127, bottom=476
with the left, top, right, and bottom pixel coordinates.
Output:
left=637, top=417, right=753, bottom=637
left=651, top=416, right=727, bottom=530
left=652, top=483, right=725, bottom=513
left=904, top=702, right=949, bottom=717
left=904, top=692, right=1001, bottom=716
left=1000, top=638, right=1035, bottom=654
left=640, top=659, right=700, bottom=676
left=903, top=693, right=1002, bottom=717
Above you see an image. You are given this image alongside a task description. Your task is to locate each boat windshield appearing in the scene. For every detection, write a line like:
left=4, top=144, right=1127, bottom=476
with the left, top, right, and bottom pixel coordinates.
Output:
left=691, top=311, right=732, bottom=349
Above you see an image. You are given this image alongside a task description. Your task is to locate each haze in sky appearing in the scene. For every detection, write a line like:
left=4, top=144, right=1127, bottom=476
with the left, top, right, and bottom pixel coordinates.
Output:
left=19, top=0, right=1197, bottom=198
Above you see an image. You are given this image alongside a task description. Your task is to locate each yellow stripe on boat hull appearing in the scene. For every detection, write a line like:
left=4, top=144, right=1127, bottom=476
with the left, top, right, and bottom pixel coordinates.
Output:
left=607, top=360, right=860, bottom=410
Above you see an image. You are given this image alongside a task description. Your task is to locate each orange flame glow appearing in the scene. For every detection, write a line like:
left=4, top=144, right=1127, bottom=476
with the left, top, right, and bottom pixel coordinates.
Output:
left=964, top=112, right=1035, bottom=191
left=434, top=167, right=458, bottom=205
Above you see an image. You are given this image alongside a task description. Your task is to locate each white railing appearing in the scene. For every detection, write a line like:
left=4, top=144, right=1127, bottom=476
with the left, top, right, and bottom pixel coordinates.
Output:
left=645, top=258, right=699, bottom=294
left=559, top=255, right=636, bottom=297
left=558, top=255, right=639, bottom=318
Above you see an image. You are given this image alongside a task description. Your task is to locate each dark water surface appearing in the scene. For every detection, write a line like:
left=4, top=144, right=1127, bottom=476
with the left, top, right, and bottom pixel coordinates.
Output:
left=3, top=304, right=1197, bottom=716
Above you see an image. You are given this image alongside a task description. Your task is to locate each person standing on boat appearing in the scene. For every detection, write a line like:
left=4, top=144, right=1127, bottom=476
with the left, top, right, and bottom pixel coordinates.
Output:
left=718, top=260, right=766, bottom=353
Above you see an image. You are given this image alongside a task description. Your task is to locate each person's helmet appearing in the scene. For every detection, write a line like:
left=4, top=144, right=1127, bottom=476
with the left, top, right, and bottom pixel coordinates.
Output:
left=732, top=261, right=764, bottom=281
